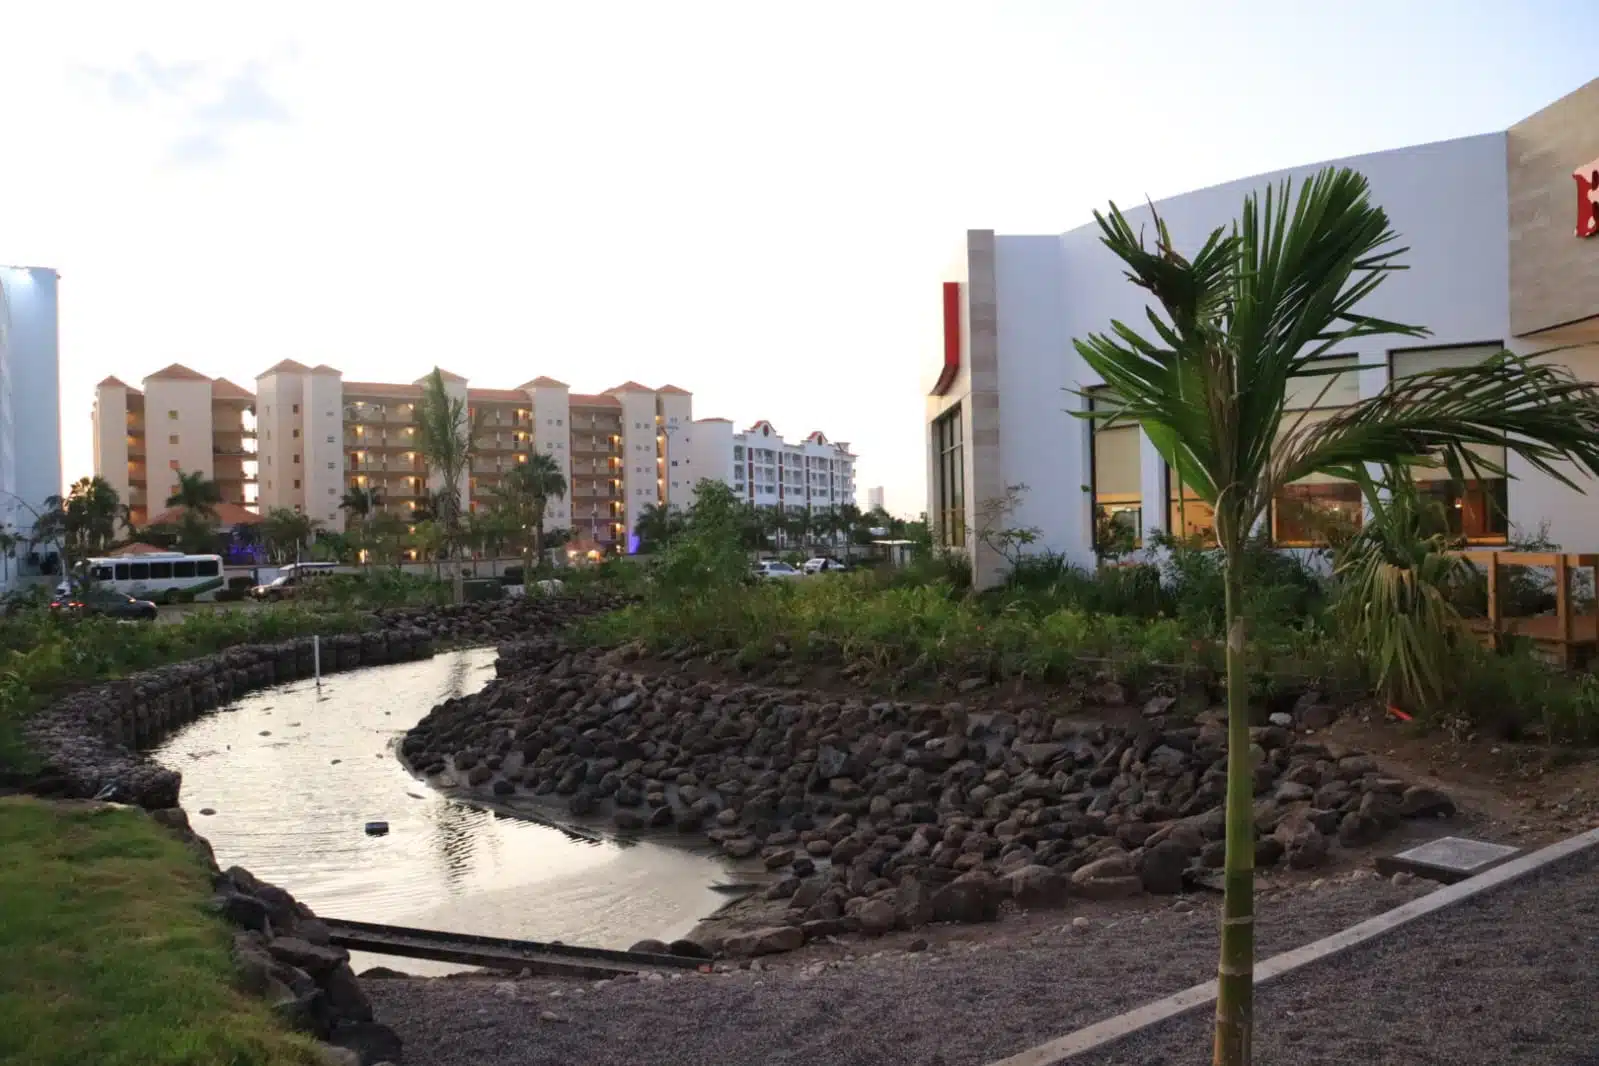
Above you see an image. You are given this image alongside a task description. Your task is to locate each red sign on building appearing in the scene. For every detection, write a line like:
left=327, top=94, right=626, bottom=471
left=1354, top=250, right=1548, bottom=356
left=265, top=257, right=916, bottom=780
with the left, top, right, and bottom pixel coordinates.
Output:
left=1576, top=156, right=1599, bottom=238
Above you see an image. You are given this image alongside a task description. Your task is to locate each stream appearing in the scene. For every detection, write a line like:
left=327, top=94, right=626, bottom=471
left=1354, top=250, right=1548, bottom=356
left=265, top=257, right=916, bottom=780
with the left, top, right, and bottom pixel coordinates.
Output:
left=150, top=647, right=733, bottom=973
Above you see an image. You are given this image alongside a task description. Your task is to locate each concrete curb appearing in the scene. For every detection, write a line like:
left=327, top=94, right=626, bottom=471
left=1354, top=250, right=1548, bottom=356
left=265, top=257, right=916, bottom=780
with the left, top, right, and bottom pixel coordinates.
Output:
left=985, top=825, right=1599, bottom=1066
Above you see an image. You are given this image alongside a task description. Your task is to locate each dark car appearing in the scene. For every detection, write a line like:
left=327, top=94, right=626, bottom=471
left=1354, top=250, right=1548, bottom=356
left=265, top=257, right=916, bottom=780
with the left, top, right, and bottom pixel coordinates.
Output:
left=248, top=574, right=299, bottom=601
left=49, top=588, right=159, bottom=621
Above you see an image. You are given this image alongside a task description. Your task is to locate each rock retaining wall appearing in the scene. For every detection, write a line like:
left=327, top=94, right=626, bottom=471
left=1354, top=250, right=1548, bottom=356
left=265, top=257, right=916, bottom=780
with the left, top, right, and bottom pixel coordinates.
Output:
left=153, top=805, right=401, bottom=1065
left=404, top=638, right=1456, bottom=952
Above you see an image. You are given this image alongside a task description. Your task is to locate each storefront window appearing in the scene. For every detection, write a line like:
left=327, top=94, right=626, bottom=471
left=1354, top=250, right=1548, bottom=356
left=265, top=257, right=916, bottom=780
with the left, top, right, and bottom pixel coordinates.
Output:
left=933, top=407, right=965, bottom=547
left=1270, top=357, right=1362, bottom=546
left=1391, top=344, right=1509, bottom=545
left=1088, top=388, right=1141, bottom=554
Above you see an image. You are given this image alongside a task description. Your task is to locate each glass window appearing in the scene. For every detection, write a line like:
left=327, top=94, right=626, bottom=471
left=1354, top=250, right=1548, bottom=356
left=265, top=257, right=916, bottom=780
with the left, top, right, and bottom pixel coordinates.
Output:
left=92, top=565, right=113, bottom=580
left=115, top=564, right=130, bottom=580
left=173, top=561, right=196, bottom=578
left=197, top=559, right=220, bottom=577
left=1088, top=388, right=1142, bottom=552
left=129, top=563, right=150, bottom=580
left=1269, top=356, right=1363, bottom=546
left=1167, top=465, right=1217, bottom=546
left=1390, top=343, right=1508, bottom=544
left=149, top=562, right=173, bottom=579
left=932, top=407, right=965, bottom=547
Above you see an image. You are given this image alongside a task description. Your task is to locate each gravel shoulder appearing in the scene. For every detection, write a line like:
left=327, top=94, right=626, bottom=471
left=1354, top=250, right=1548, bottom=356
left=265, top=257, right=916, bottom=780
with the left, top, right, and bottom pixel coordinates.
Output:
left=369, top=872, right=1432, bottom=1066
left=1071, top=841, right=1599, bottom=1066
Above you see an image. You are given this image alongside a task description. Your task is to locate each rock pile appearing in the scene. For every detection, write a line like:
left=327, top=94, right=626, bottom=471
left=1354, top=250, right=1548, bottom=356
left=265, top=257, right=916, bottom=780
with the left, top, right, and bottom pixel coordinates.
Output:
left=154, top=807, right=400, bottom=1065
left=404, top=639, right=1456, bottom=952
left=376, top=591, right=625, bottom=646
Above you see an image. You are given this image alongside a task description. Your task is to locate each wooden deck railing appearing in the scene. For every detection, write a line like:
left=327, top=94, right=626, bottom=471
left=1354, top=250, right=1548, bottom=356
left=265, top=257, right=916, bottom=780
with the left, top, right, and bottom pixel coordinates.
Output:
left=1452, top=551, right=1599, bottom=666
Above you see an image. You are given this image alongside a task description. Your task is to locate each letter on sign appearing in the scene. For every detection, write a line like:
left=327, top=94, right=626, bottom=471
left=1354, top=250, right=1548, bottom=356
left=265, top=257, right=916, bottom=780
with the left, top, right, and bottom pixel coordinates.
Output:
left=1577, top=156, right=1599, bottom=239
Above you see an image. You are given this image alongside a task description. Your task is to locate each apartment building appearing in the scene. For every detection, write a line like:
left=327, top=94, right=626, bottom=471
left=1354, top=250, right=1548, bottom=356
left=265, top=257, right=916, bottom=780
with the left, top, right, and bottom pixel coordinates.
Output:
left=92, top=363, right=255, bottom=528
left=0, top=265, right=63, bottom=590
left=928, top=77, right=1599, bottom=588
left=246, top=364, right=697, bottom=551
left=692, top=418, right=857, bottom=515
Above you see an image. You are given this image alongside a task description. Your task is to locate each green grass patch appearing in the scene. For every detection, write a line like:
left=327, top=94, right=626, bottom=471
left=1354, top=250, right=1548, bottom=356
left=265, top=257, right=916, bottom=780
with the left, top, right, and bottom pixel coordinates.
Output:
left=0, top=797, right=325, bottom=1066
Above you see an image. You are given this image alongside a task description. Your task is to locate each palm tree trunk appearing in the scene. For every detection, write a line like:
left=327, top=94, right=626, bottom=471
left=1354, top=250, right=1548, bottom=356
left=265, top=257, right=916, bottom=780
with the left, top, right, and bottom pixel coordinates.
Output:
left=1214, top=552, right=1255, bottom=1066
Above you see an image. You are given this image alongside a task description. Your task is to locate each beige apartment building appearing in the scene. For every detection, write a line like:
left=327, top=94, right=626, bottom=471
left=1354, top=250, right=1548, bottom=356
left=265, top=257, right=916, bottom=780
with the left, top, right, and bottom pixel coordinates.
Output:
left=91, top=364, right=256, bottom=528
left=247, top=363, right=700, bottom=551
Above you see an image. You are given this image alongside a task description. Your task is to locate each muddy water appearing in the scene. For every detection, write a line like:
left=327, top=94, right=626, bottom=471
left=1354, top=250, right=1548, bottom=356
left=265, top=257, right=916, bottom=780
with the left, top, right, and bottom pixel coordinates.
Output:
left=150, top=648, right=732, bottom=973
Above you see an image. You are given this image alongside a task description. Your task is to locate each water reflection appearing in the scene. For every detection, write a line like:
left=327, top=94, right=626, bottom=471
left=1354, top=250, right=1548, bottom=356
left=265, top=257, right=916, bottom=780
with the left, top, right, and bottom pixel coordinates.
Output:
left=150, top=648, right=731, bottom=972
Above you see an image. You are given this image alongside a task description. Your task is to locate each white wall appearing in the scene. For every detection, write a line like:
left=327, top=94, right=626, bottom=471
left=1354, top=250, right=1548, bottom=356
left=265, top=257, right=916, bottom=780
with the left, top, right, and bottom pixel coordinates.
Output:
left=616, top=389, right=657, bottom=544
left=689, top=419, right=735, bottom=497
left=303, top=371, right=345, bottom=527
left=528, top=384, right=572, bottom=529
left=969, top=131, right=1599, bottom=562
left=656, top=392, right=693, bottom=509
left=0, top=267, right=61, bottom=518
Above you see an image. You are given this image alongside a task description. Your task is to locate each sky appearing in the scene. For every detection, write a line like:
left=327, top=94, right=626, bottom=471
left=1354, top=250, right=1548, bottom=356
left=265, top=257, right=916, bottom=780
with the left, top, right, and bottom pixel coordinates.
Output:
left=1, top=1, right=1595, bottom=516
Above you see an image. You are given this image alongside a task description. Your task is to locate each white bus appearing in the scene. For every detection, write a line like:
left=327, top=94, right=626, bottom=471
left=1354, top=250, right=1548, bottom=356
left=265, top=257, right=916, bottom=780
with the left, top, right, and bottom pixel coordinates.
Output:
left=68, top=553, right=228, bottom=604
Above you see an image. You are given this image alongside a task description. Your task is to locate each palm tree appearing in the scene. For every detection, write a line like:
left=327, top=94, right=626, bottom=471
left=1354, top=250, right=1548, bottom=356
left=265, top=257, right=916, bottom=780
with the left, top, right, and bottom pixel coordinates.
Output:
left=363, top=510, right=408, bottom=566
left=261, top=508, right=317, bottom=564
left=835, top=502, right=864, bottom=558
left=1075, top=166, right=1599, bottom=1065
left=166, top=470, right=222, bottom=520
left=634, top=502, right=683, bottom=554
left=340, top=486, right=382, bottom=526
left=490, top=458, right=567, bottom=579
left=412, top=369, right=481, bottom=601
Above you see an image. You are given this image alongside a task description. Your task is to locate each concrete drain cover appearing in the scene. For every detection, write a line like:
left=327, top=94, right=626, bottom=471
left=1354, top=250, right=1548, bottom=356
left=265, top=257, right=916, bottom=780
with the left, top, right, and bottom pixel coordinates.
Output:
left=1375, top=836, right=1521, bottom=884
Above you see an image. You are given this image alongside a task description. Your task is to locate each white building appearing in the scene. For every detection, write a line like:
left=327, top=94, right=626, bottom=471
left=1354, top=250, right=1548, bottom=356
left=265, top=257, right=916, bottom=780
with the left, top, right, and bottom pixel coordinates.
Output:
left=927, top=78, right=1599, bottom=588
left=867, top=486, right=885, bottom=512
left=693, top=419, right=857, bottom=515
left=0, top=266, right=63, bottom=592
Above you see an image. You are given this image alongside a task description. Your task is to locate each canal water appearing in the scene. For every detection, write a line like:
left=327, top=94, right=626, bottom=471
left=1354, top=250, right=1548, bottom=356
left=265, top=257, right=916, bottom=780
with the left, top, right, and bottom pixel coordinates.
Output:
left=150, top=647, right=732, bottom=973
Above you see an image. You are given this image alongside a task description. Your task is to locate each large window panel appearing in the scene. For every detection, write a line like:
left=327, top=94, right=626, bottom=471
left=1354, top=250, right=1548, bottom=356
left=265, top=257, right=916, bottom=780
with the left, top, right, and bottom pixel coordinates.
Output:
left=1167, top=465, right=1217, bottom=546
left=1391, top=343, right=1508, bottom=544
left=1271, top=405, right=1363, bottom=545
left=932, top=407, right=965, bottom=548
left=1088, top=389, right=1142, bottom=551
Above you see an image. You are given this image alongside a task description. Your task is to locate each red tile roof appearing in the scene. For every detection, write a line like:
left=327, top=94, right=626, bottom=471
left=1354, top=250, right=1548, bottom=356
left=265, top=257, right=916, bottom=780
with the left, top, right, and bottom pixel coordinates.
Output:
left=520, top=376, right=568, bottom=389
left=310, top=364, right=341, bottom=375
left=145, top=501, right=264, bottom=527
left=695, top=417, right=732, bottom=423
left=97, top=375, right=131, bottom=389
left=109, top=541, right=172, bottom=556
left=656, top=384, right=691, bottom=395
left=259, top=359, right=313, bottom=376
left=210, top=378, right=254, bottom=401
left=469, top=388, right=528, bottom=402
left=423, top=368, right=468, bottom=384
left=604, top=381, right=651, bottom=394
left=569, top=393, right=622, bottom=408
left=145, top=363, right=212, bottom=382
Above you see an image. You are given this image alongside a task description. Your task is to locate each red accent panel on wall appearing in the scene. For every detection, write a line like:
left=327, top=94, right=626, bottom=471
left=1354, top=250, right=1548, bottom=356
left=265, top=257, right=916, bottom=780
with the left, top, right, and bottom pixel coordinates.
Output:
left=932, top=281, right=962, bottom=396
left=1577, top=160, right=1599, bottom=238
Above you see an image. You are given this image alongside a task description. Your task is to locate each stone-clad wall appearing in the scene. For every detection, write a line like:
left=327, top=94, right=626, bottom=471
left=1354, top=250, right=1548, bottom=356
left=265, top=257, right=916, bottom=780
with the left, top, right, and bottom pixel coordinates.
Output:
left=25, top=627, right=438, bottom=810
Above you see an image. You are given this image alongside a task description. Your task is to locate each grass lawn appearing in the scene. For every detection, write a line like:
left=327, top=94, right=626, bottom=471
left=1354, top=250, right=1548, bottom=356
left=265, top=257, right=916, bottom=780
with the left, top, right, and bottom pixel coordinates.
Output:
left=0, top=796, right=325, bottom=1066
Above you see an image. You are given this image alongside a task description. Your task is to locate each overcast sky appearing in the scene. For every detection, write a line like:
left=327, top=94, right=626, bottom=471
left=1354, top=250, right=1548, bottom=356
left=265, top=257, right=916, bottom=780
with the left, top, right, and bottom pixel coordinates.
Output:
left=2, top=1, right=1594, bottom=515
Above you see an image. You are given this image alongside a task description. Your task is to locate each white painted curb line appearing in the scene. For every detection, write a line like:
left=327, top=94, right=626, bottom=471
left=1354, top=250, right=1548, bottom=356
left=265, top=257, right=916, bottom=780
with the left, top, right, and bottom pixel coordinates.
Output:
left=985, top=825, right=1599, bottom=1066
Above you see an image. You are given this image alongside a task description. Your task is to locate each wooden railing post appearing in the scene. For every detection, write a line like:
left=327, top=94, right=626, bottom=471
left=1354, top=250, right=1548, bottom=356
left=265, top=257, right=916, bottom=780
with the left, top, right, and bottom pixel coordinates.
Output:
left=1486, top=551, right=1501, bottom=652
left=1557, top=554, right=1574, bottom=669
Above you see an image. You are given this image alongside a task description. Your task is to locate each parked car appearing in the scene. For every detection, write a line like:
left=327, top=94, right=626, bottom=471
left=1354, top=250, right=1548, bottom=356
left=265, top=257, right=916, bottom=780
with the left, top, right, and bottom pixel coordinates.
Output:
left=753, top=560, right=804, bottom=579
left=49, top=588, right=159, bottom=621
left=802, top=557, right=848, bottom=574
left=248, top=574, right=304, bottom=601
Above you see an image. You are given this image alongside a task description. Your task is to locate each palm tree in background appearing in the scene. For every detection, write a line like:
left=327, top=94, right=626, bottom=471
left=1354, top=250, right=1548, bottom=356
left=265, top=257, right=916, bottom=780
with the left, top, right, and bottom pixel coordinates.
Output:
left=261, top=508, right=318, bottom=564
left=494, top=454, right=568, bottom=578
left=166, top=470, right=223, bottom=518
left=340, top=486, right=383, bottom=525
left=412, top=369, right=482, bottom=601
left=1075, top=166, right=1599, bottom=1065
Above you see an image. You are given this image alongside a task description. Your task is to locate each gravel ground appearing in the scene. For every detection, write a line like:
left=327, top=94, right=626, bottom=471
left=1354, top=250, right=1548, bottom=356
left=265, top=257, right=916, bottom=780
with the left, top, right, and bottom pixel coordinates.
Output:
left=1073, top=843, right=1599, bottom=1066
left=368, top=873, right=1431, bottom=1066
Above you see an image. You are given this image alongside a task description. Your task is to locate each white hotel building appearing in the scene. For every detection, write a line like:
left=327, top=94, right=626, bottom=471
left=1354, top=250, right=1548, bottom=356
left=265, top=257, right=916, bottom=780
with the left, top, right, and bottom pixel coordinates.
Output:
left=928, top=77, right=1599, bottom=589
left=692, top=419, right=857, bottom=514
left=0, top=265, right=63, bottom=592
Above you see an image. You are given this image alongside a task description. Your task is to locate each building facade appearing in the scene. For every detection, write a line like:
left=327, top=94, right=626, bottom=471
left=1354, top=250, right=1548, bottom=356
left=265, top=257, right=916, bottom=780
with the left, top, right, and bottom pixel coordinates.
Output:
left=692, top=418, right=857, bottom=515
left=0, top=265, right=63, bottom=590
left=927, top=78, right=1599, bottom=588
left=93, top=364, right=256, bottom=528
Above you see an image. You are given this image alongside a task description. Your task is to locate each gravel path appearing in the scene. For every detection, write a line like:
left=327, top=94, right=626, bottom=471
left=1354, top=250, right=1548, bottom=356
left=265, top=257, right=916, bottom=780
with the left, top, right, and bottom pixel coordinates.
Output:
left=368, top=873, right=1431, bottom=1066
left=1071, top=843, right=1599, bottom=1066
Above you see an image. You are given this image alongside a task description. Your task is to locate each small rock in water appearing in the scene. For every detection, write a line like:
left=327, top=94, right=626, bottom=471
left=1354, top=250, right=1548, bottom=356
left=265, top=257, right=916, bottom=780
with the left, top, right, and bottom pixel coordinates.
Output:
left=1071, top=917, right=1091, bottom=933
left=539, top=1011, right=567, bottom=1024
left=258, top=730, right=271, bottom=737
left=365, top=821, right=390, bottom=836
left=199, top=807, right=216, bottom=816
left=331, top=759, right=342, bottom=765
left=1268, top=712, right=1293, bottom=728
left=907, top=938, right=929, bottom=953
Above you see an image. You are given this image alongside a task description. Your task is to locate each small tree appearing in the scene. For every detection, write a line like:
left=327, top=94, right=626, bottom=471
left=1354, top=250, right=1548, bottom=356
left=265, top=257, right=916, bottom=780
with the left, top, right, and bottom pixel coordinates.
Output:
left=1076, top=166, right=1599, bottom=1065
left=166, top=470, right=222, bottom=519
left=261, top=508, right=317, bottom=564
